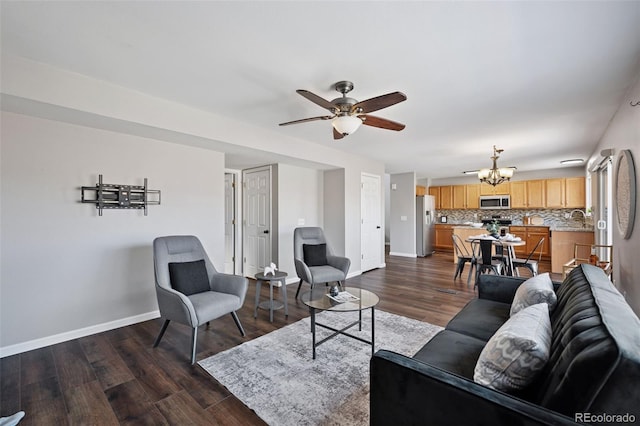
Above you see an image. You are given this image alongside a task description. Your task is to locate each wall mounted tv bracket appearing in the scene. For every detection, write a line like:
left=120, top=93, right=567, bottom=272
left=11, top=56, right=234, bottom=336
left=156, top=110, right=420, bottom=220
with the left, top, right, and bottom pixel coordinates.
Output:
left=81, top=174, right=161, bottom=216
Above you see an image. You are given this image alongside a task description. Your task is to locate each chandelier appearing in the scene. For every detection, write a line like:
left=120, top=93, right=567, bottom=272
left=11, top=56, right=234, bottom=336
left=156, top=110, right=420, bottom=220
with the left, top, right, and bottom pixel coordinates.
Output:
left=478, top=145, right=514, bottom=186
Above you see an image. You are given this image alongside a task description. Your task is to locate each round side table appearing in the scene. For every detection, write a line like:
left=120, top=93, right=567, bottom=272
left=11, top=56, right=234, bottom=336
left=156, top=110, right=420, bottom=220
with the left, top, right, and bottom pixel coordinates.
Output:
left=254, top=271, right=288, bottom=322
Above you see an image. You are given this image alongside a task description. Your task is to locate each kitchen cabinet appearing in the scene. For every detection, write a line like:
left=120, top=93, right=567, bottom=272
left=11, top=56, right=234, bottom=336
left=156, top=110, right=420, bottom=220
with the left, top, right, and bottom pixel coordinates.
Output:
left=545, top=178, right=564, bottom=208
left=564, top=177, right=586, bottom=208
left=551, top=230, right=594, bottom=274
left=509, top=226, right=550, bottom=259
left=452, top=185, right=465, bottom=209
left=416, top=185, right=426, bottom=196
left=544, top=177, right=586, bottom=208
left=428, top=186, right=440, bottom=209
left=435, top=224, right=454, bottom=250
left=527, top=180, right=545, bottom=208
left=465, top=184, right=480, bottom=209
left=509, top=180, right=545, bottom=208
left=440, top=186, right=453, bottom=209
left=480, top=181, right=510, bottom=196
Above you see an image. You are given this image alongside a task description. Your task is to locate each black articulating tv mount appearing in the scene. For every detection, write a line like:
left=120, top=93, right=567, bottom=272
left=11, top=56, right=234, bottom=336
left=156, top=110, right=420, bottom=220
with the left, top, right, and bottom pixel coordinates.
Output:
left=80, top=174, right=161, bottom=216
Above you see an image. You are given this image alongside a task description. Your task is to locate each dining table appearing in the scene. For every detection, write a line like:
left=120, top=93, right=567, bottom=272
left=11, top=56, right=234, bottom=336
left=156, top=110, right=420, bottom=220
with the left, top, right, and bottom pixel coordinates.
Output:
left=465, top=235, right=527, bottom=277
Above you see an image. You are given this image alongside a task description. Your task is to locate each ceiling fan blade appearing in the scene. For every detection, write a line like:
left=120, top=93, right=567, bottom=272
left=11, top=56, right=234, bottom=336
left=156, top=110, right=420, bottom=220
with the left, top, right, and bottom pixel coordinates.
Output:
left=279, top=115, right=334, bottom=126
left=361, top=115, right=406, bottom=131
left=296, top=90, right=337, bottom=111
left=333, top=127, right=345, bottom=140
left=352, top=92, right=407, bottom=114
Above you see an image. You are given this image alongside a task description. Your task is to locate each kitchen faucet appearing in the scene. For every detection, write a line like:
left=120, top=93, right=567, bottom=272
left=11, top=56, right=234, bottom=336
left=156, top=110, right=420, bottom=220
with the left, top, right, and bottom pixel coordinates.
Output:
left=569, top=209, right=587, bottom=227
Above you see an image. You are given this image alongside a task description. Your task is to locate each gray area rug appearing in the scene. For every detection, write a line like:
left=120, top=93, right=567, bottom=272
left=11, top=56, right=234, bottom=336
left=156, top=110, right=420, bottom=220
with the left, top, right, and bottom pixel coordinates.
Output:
left=199, top=309, right=442, bottom=425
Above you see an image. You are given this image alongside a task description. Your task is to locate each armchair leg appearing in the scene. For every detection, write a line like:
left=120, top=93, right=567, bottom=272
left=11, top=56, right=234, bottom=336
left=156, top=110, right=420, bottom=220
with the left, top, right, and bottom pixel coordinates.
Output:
left=153, top=319, right=170, bottom=348
left=190, top=327, right=198, bottom=365
left=231, top=311, right=246, bottom=337
left=295, top=279, right=303, bottom=299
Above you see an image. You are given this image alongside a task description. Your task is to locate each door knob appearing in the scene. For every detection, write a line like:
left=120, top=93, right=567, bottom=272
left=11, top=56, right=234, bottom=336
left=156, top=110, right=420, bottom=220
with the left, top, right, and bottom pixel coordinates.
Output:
left=263, top=230, right=269, bottom=234
left=376, top=226, right=381, bottom=229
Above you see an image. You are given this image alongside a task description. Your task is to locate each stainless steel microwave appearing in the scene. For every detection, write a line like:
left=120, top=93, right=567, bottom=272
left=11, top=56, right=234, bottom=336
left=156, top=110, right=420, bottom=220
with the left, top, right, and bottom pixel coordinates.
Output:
left=479, top=195, right=510, bottom=210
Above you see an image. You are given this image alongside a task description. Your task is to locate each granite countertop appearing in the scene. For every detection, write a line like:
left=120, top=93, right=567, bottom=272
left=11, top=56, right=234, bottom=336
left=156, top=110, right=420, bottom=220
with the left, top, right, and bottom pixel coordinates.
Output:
left=550, top=226, right=594, bottom=232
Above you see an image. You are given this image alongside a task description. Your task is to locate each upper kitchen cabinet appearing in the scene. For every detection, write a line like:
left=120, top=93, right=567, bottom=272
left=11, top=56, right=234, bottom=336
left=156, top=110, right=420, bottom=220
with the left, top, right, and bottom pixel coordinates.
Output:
left=545, top=177, right=586, bottom=208
left=452, top=184, right=480, bottom=209
left=564, top=177, right=586, bottom=208
left=440, top=185, right=453, bottom=209
left=429, top=186, right=440, bottom=209
left=510, top=180, right=545, bottom=208
left=465, top=184, right=480, bottom=209
left=416, top=185, right=426, bottom=196
left=480, top=181, right=510, bottom=195
left=545, top=178, right=565, bottom=208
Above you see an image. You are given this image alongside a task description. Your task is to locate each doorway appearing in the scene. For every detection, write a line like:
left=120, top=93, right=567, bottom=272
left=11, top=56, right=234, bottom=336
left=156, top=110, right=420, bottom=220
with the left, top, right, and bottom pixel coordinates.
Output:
left=595, top=156, right=613, bottom=261
left=361, top=173, right=383, bottom=272
left=242, top=166, right=272, bottom=277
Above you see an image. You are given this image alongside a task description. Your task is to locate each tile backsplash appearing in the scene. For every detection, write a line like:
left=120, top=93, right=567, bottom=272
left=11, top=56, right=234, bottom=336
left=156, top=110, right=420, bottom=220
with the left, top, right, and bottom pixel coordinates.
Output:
left=436, top=208, right=592, bottom=229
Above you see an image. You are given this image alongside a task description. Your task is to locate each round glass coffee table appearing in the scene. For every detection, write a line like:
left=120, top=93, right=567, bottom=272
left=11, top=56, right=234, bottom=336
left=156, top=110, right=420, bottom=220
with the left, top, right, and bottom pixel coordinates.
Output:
left=300, top=287, right=379, bottom=359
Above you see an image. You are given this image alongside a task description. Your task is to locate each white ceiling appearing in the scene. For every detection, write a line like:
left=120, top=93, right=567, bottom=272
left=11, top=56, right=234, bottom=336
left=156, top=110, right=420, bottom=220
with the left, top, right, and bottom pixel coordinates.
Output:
left=2, top=1, right=639, bottom=179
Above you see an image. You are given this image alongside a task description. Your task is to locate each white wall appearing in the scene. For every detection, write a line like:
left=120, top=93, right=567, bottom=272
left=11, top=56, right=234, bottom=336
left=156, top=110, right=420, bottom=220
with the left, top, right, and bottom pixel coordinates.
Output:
left=0, top=111, right=226, bottom=354
left=589, top=71, right=640, bottom=315
left=323, top=169, right=346, bottom=257
left=277, top=164, right=323, bottom=283
left=389, top=172, right=417, bottom=257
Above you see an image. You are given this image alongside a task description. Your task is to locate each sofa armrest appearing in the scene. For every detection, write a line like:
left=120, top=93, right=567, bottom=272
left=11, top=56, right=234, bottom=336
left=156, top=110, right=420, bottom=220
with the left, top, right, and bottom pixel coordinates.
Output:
left=370, top=350, right=579, bottom=426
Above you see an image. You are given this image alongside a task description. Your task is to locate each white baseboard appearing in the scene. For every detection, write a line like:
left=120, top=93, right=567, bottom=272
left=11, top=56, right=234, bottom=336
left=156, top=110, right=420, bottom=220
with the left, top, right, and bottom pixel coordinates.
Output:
left=389, top=251, right=417, bottom=258
left=347, top=270, right=362, bottom=279
left=0, top=310, right=161, bottom=358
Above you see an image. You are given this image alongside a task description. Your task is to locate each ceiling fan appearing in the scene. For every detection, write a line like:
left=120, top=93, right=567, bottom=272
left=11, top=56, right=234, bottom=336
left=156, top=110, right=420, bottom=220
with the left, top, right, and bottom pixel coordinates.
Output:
left=279, top=81, right=407, bottom=140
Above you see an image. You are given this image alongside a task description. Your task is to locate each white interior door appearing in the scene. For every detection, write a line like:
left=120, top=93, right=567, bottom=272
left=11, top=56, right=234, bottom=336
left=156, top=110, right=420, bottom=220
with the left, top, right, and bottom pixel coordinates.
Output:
left=224, top=173, right=236, bottom=274
left=361, top=173, right=382, bottom=272
left=243, top=167, right=271, bottom=277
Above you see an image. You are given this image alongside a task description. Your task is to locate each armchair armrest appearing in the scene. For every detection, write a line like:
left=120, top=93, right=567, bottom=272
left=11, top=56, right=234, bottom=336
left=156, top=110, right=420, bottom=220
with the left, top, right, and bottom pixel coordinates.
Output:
left=326, top=255, right=350, bottom=276
left=210, top=273, right=248, bottom=305
left=294, top=258, right=312, bottom=283
left=155, top=285, right=198, bottom=326
left=370, top=350, right=579, bottom=426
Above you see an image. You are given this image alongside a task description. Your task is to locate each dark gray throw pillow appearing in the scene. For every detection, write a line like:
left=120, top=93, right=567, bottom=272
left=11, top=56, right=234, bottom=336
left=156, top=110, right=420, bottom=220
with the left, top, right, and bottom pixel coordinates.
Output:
left=168, top=259, right=210, bottom=296
left=303, top=243, right=328, bottom=266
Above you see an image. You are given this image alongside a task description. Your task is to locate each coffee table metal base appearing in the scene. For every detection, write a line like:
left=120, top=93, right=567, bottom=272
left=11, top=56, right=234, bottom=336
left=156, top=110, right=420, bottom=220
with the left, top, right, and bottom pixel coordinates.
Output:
left=309, top=307, right=375, bottom=359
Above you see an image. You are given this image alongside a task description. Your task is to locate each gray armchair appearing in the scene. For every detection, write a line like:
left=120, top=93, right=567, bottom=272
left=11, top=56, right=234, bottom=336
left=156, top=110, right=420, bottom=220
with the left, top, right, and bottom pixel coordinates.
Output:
left=293, top=227, right=351, bottom=298
left=152, top=235, right=248, bottom=364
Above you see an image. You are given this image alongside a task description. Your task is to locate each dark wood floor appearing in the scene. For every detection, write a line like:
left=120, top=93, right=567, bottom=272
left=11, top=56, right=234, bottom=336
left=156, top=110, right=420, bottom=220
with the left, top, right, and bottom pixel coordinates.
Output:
left=0, top=251, right=555, bottom=425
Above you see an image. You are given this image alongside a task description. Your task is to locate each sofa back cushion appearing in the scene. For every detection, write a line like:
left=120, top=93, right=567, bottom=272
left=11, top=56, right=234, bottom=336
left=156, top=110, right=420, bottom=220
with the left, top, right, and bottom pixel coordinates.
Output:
left=532, top=265, right=640, bottom=418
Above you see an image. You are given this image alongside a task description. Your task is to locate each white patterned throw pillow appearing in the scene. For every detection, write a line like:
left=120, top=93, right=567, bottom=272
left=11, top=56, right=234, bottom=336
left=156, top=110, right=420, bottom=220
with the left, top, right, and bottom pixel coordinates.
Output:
left=510, top=272, right=557, bottom=317
left=474, top=303, right=551, bottom=392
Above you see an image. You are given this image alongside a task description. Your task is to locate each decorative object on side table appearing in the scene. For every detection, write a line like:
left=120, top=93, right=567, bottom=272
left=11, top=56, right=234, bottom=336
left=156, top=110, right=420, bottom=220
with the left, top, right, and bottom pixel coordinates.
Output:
left=615, top=149, right=636, bottom=239
left=264, top=262, right=277, bottom=276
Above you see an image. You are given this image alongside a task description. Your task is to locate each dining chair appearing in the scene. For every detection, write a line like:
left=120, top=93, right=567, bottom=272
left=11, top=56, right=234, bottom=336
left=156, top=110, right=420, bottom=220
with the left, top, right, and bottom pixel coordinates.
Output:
left=512, top=237, right=545, bottom=276
left=474, top=239, right=504, bottom=287
left=452, top=234, right=476, bottom=286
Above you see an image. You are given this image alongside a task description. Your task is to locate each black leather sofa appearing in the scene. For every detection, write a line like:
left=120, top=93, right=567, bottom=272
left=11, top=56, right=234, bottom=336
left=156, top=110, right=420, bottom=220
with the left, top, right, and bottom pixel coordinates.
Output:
left=370, top=264, right=640, bottom=425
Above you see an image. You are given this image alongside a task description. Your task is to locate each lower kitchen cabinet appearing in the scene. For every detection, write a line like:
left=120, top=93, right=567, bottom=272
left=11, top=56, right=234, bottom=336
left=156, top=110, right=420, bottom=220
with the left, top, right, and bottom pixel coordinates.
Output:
left=435, top=224, right=454, bottom=251
left=509, top=226, right=550, bottom=259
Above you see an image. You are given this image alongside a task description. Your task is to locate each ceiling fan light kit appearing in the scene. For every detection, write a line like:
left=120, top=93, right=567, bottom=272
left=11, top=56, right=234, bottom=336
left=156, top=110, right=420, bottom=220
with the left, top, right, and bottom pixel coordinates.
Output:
left=332, top=115, right=362, bottom=135
left=279, top=81, right=406, bottom=139
left=478, top=145, right=515, bottom=186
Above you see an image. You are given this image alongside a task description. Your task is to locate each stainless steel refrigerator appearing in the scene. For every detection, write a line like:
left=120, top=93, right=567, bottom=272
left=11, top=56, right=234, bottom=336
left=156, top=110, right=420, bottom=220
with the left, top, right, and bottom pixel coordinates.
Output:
left=416, top=195, right=436, bottom=257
